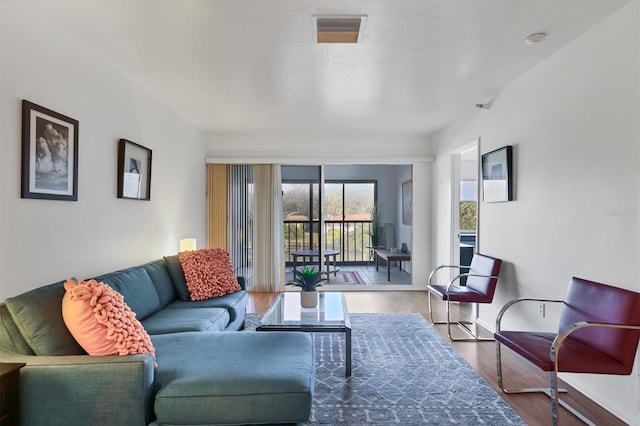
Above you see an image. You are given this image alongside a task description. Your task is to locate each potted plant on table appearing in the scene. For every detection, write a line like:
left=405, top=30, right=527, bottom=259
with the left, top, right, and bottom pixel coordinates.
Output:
left=286, top=266, right=327, bottom=308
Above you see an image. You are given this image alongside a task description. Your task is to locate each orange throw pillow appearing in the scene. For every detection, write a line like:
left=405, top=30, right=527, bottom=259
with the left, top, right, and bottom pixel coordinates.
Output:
left=62, top=279, right=156, bottom=363
left=178, top=248, right=241, bottom=301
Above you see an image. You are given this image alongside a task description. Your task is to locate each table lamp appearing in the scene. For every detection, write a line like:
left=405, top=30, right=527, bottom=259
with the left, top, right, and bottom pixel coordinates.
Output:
left=179, top=238, right=197, bottom=252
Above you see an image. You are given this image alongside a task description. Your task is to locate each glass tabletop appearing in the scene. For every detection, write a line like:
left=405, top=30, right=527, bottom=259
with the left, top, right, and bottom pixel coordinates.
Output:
left=258, top=292, right=349, bottom=330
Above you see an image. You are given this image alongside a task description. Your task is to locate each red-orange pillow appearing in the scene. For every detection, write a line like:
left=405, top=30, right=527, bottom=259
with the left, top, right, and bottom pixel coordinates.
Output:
left=178, top=248, right=241, bottom=301
left=62, top=279, right=156, bottom=363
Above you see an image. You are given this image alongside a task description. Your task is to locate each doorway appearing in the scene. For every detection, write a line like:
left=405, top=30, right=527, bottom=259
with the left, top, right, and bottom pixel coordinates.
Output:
left=451, top=140, right=480, bottom=280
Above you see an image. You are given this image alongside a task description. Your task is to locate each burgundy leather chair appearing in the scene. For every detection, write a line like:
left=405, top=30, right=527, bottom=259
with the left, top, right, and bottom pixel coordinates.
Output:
left=495, top=277, right=640, bottom=426
left=427, top=253, right=502, bottom=341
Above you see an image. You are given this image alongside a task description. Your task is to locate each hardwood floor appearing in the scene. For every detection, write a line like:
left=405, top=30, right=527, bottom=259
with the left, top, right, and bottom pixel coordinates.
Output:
left=247, top=290, right=627, bottom=426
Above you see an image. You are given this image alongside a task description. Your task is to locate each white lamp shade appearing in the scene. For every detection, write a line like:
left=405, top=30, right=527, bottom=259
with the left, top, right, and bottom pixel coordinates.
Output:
left=179, top=238, right=197, bottom=252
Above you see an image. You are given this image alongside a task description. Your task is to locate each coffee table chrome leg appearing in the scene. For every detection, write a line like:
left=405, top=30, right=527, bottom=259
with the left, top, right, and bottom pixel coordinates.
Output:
left=345, top=326, right=352, bottom=377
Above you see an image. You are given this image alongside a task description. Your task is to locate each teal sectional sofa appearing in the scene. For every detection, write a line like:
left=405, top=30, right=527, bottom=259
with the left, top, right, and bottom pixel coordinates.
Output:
left=0, top=255, right=315, bottom=425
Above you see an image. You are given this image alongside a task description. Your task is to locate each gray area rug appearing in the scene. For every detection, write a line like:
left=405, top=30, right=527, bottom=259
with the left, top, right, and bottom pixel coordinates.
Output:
left=245, top=313, right=525, bottom=425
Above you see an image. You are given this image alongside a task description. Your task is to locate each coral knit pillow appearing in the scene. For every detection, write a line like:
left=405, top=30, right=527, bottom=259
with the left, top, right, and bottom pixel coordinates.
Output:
left=62, top=279, right=155, bottom=362
left=178, top=248, right=240, bottom=301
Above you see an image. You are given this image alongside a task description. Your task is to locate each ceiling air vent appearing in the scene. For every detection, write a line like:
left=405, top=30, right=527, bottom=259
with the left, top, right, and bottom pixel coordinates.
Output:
left=313, top=16, right=367, bottom=43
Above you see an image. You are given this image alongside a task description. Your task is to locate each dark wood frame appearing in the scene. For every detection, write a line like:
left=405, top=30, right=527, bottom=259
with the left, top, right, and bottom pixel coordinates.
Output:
left=482, top=145, right=513, bottom=202
left=374, top=248, right=411, bottom=281
left=117, top=139, right=152, bottom=200
left=21, top=100, right=79, bottom=201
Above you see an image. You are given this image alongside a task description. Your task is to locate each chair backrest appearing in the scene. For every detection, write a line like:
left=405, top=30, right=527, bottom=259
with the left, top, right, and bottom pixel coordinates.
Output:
left=559, top=277, right=640, bottom=373
left=383, top=223, right=395, bottom=249
left=466, top=253, right=502, bottom=302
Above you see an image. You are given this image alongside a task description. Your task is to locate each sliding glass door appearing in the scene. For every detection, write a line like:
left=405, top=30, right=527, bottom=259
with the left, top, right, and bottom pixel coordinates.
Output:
left=281, top=164, right=413, bottom=286
left=324, top=181, right=376, bottom=263
left=282, top=166, right=322, bottom=273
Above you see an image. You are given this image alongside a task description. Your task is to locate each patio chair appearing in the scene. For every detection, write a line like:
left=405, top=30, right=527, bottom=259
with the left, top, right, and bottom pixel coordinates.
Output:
left=427, top=253, right=502, bottom=341
left=494, top=277, right=640, bottom=426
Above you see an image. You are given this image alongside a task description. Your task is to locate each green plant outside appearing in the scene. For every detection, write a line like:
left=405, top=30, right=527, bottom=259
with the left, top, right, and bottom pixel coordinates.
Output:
left=460, top=201, right=477, bottom=230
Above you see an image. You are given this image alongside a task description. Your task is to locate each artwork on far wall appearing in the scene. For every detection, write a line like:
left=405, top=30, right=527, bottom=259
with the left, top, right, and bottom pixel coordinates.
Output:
left=21, top=100, right=79, bottom=201
left=117, top=139, right=152, bottom=200
left=402, top=180, right=412, bottom=224
left=482, top=145, right=513, bottom=202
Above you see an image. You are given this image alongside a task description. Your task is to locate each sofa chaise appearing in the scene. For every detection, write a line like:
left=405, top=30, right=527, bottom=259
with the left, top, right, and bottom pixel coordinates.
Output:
left=0, top=255, right=315, bottom=425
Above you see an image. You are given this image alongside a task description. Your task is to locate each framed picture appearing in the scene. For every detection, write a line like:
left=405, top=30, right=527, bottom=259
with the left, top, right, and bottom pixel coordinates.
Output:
left=482, top=145, right=513, bottom=202
left=402, top=180, right=412, bottom=224
left=117, top=139, right=152, bottom=200
left=21, top=100, right=79, bottom=201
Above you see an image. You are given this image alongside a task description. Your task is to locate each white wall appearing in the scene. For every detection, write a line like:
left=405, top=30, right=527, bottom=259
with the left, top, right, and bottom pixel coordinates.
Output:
left=0, top=2, right=207, bottom=300
left=206, top=133, right=431, bottom=163
left=431, top=3, right=639, bottom=423
left=207, top=133, right=433, bottom=285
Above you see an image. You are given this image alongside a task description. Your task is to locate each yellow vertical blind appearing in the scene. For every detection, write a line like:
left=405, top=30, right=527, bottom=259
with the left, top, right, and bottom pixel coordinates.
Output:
left=207, top=164, right=228, bottom=249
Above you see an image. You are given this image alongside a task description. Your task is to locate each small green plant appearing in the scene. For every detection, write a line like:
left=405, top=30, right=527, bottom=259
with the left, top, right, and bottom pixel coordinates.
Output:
left=286, top=266, right=327, bottom=291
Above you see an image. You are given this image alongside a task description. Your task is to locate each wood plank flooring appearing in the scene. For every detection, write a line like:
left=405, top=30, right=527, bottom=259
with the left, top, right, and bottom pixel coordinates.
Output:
left=247, top=290, right=626, bottom=426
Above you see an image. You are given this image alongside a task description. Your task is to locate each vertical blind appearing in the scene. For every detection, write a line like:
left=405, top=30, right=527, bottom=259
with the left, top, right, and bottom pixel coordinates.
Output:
left=228, top=164, right=253, bottom=285
left=207, top=164, right=283, bottom=292
left=206, top=164, right=228, bottom=248
left=251, top=164, right=285, bottom=292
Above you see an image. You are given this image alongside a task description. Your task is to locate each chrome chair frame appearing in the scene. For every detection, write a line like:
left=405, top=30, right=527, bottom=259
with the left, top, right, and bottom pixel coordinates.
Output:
left=427, top=264, right=499, bottom=341
left=495, top=297, right=640, bottom=426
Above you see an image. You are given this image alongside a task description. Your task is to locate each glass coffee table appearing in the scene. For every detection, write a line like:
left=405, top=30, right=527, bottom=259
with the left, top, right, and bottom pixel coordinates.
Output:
left=257, top=292, right=351, bottom=376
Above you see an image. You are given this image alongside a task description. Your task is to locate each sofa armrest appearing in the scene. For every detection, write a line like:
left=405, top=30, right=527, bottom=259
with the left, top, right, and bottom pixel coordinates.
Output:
left=0, top=348, right=155, bottom=426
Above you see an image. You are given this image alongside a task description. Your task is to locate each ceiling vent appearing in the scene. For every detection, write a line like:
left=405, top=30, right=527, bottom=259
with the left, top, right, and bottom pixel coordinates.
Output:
left=313, top=16, right=367, bottom=43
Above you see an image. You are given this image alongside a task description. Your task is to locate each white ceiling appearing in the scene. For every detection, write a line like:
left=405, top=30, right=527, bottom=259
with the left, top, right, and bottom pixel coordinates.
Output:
left=32, top=0, right=627, bottom=136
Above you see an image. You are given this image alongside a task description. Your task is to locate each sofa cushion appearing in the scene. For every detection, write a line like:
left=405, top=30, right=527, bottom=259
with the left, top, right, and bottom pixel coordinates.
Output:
left=0, top=304, right=34, bottom=355
left=178, top=248, right=241, bottom=301
left=92, top=268, right=161, bottom=320
left=141, top=260, right=177, bottom=307
left=62, top=279, right=156, bottom=360
left=163, top=255, right=191, bottom=300
left=141, top=307, right=230, bottom=335
left=151, top=331, right=315, bottom=425
left=165, top=290, right=248, bottom=323
left=5, top=280, right=85, bottom=355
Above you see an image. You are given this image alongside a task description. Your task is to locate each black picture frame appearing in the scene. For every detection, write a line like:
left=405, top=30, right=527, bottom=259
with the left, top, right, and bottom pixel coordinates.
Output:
left=117, top=139, right=152, bottom=200
left=482, top=145, right=513, bottom=202
left=21, top=100, right=79, bottom=201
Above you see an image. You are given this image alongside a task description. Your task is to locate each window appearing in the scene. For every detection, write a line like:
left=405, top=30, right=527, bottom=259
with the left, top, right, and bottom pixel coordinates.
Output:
left=283, top=182, right=319, bottom=251
left=324, top=182, right=375, bottom=221
left=283, top=180, right=376, bottom=263
left=460, top=180, right=477, bottom=231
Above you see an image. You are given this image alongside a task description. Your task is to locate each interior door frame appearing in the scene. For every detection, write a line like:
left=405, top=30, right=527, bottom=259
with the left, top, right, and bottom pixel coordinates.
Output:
left=450, top=138, right=481, bottom=271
